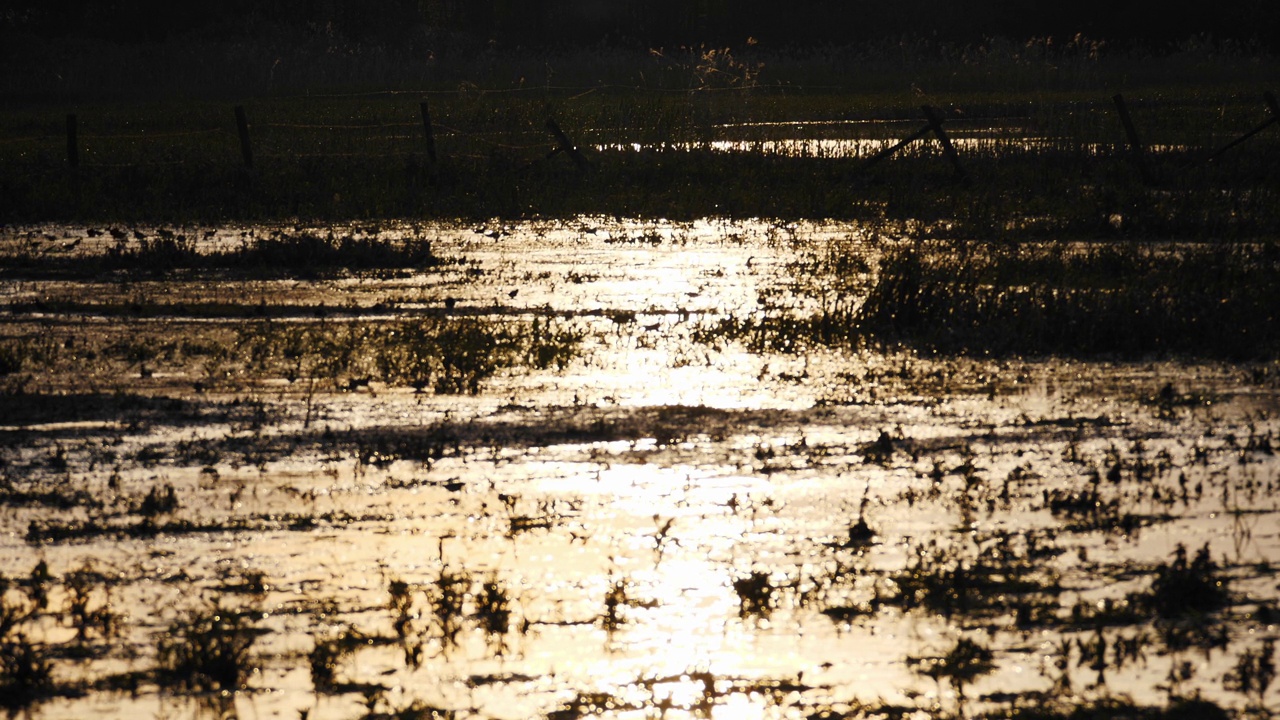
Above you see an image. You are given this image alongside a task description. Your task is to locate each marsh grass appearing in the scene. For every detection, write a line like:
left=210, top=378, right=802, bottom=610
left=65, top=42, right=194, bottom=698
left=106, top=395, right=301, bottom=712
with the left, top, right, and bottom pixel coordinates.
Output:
left=135, top=482, right=179, bottom=517
left=602, top=578, right=630, bottom=634
left=882, top=533, right=1062, bottom=623
left=0, top=228, right=442, bottom=279
left=978, top=697, right=1234, bottom=720
left=1, top=576, right=48, bottom=709
left=0, top=313, right=582, bottom=396
left=1142, top=543, right=1230, bottom=620
left=24, top=511, right=343, bottom=543
left=910, top=636, right=996, bottom=713
left=429, top=567, right=470, bottom=647
left=309, top=624, right=366, bottom=693
left=475, top=574, right=514, bottom=653
left=155, top=600, right=262, bottom=694
left=832, top=241, right=1280, bottom=359
left=237, top=316, right=581, bottom=394
left=0, top=633, right=55, bottom=713
left=0, top=562, right=128, bottom=712
left=64, top=563, right=119, bottom=644
left=0, top=343, right=25, bottom=376
left=1224, top=639, right=1277, bottom=712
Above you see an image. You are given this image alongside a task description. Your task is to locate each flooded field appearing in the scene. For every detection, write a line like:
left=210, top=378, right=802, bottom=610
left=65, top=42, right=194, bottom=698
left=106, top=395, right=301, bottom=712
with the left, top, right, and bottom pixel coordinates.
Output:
left=597, top=118, right=1140, bottom=160
left=1, top=219, right=1279, bottom=720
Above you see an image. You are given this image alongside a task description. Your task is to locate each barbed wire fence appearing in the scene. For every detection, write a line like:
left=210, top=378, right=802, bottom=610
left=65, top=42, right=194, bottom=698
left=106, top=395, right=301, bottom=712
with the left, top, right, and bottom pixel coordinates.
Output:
left=2, top=87, right=1277, bottom=184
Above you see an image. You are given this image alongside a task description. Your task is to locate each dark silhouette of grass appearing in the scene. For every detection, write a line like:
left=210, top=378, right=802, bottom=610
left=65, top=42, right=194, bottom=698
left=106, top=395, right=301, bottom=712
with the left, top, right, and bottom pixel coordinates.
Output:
left=1143, top=543, right=1231, bottom=619
left=155, top=601, right=261, bottom=695
left=854, top=241, right=1280, bottom=359
left=0, top=634, right=55, bottom=714
left=1, top=229, right=441, bottom=279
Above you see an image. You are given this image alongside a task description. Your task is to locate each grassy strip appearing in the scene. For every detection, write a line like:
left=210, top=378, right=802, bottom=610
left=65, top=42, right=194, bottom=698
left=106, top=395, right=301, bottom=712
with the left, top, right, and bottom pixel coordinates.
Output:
left=0, top=229, right=442, bottom=278
left=704, top=241, right=1280, bottom=359
left=23, top=512, right=371, bottom=544
left=856, top=241, right=1280, bottom=358
left=0, top=316, right=583, bottom=395
left=234, top=316, right=582, bottom=394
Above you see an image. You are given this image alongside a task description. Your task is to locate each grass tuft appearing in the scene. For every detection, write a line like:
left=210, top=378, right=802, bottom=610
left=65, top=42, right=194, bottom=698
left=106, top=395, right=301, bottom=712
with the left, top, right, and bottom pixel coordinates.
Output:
left=0, top=634, right=55, bottom=713
left=155, top=600, right=261, bottom=694
left=1143, top=543, right=1230, bottom=619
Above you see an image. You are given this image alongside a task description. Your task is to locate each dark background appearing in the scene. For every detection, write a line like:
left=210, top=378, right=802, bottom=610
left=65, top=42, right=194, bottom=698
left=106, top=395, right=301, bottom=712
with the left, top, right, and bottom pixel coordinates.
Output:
left=2, top=0, right=1277, bottom=49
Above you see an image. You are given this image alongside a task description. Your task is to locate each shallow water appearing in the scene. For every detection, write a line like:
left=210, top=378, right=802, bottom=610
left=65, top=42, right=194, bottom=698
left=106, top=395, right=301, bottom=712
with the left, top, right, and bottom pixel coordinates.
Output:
left=593, top=118, right=1191, bottom=159
left=1, top=219, right=1278, bottom=719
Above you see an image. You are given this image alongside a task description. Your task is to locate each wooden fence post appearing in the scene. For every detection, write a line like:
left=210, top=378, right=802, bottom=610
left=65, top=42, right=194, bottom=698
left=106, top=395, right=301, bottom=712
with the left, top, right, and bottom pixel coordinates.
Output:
left=234, top=105, right=253, bottom=169
left=921, top=105, right=966, bottom=182
left=419, top=100, right=438, bottom=165
left=545, top=117, right=590, bottom=172
left=1112, top=94, right=1154, bottom=184
left=66, top=114, right=79, bottom=168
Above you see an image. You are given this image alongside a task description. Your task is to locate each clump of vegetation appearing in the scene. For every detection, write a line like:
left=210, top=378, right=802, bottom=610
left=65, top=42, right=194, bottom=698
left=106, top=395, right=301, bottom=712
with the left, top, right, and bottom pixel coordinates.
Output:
left=64, top=563, right=119, bottom=643
left=27, top=561, right=52, bottom=612
left=375, top=319, right=504, bottom=395
left=1225, top=639, right=1276, bottom=713
left=155, top=600, right=261, bottom=694
left=1044, top=470, right=1145, bottom=534
left=1141, top=543, right=1230, bottom=619
left=884, top=533, right=1061, bottom=623
left=0, top=341, right=26, bottom=375
left=602, top=578, right=630, bottom=634
left=1, top=313, right=582, bottom=397
left=980, top=697, right=1233, bottom=720
left=1, top=572, right=52, bottom=711
left=0, top=633, right=55, bottom=713
left=309, top=624, right=365, bottom=693
left=387, top=577, right=417, bottom=640
left=136, top=482, right=179, bottom=516
left=475, top=575, right=512, bottom=638
left=429, top=568, right=470, bottom=647
left=732, top=571, right=775, bottom=618
left=911, top=636, right=996, bottom=712
left=0, top=562, right=125, bottom=713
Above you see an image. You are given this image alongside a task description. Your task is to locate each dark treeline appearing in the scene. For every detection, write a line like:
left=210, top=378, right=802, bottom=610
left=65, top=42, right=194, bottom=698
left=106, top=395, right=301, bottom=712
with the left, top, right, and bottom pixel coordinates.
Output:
left=3, top=0, right=1278, bottom=50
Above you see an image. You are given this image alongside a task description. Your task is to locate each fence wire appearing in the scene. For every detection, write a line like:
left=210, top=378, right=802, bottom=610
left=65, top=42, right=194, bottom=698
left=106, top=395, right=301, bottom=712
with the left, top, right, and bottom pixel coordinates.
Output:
left=1, top=88, right=1275, bottom=171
